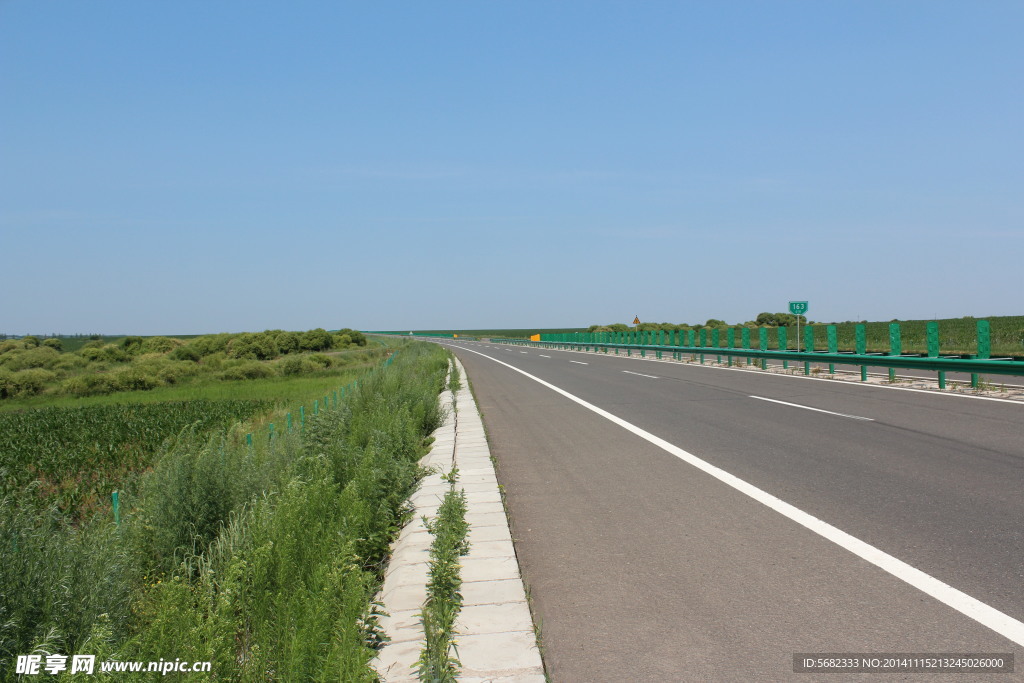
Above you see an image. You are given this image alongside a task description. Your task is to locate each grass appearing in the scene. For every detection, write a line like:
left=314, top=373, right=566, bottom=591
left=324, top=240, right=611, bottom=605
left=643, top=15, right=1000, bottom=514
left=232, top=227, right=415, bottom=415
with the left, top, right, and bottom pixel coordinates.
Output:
left=0, top=368, right=375, bottom=412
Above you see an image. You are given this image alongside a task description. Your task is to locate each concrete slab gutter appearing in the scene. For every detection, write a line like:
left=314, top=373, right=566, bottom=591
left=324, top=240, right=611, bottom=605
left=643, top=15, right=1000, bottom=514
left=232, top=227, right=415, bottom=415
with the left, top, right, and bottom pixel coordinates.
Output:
left=373, top=356, right=545, bottom=682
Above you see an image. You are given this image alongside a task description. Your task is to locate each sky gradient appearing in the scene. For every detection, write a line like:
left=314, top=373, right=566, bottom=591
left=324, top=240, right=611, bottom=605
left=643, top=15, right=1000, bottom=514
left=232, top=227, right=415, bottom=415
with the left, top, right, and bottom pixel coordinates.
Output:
left=2, top=1, right=1022, bottom=335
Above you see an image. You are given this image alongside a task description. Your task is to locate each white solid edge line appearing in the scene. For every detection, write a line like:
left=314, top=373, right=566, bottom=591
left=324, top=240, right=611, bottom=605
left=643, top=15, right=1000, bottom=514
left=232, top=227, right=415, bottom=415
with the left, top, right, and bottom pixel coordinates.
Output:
left=450, top=344, right=1024, bottom=648
left=750, top=395, right=873, bottom=421
left=623, top=370, right=659, bottom=379
left=569, top=360, right=588, bottom=365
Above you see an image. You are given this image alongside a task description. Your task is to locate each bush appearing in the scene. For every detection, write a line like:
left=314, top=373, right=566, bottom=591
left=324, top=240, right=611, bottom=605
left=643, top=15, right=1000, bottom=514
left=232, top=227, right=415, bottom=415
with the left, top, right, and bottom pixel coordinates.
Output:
left=188, top=334, right=232, bottom=357
left=169, top=345, right=201, bottom=362
left=279, top=355, right=306, bottom=376
left=140, top=337, right=182, bottom=354
left=227, top=333, right=280, bottom=360
left=121, top=336, right=144, bottom=354
left=338, top=329, right=367, bottom=347
left=276, top=331, right=302, bottom=354
left=300, top=328, right=334, bottom=352
left=0, top=346, right=61, bottom=371
left=0, top=368, right=57, bottom=397
left=60, top=374, right=121, bottom=397
left=22, top=336, right=41, bottom=348
left=80, top=344, right=129, bottom=363
left=219, top=361, right=277, bottom=380
left=112, top=368, right=159, bottom=392
left=42, top=338, right=63, bottom=351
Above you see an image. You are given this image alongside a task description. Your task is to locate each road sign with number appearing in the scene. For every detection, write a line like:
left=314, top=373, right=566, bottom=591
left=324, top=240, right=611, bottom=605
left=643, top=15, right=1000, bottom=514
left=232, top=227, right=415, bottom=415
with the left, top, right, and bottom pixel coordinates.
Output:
left=789, top=301, right=808, bottom=316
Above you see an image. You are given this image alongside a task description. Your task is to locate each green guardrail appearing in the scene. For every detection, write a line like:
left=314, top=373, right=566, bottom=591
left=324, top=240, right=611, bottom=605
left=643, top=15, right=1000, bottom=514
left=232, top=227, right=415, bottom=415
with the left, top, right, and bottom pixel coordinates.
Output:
left=491, top=320, right=1024, bottom=390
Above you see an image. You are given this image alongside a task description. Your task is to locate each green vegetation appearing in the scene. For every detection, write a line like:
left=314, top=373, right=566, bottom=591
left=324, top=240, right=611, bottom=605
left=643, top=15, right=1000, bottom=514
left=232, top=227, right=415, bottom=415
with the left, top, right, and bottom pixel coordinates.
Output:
left=0, top=339, right=450, bottom=681
left=0, top=328, right=371, bottom=402
left=418, top=469, right=470, bottom=682
left=0, top=400, right=270, bottom=517
left=372, top=328, right=587, bottom=339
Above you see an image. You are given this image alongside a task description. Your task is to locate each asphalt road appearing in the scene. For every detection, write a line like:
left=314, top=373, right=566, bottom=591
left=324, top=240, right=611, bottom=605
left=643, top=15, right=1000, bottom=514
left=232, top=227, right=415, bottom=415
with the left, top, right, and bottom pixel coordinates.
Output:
left=435, top=339, right=1023, bottom=682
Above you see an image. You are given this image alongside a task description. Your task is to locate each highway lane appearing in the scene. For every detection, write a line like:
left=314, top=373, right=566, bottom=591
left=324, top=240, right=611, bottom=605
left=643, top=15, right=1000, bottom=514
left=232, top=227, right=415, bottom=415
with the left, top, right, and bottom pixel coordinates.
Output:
left=436, top=339, right=1023, bottom=681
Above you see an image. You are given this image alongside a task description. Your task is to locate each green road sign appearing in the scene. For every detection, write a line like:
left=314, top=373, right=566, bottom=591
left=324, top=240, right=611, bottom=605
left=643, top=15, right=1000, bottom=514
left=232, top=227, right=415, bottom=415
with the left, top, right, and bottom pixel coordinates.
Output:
left=789, top=301, right=809, bottom=315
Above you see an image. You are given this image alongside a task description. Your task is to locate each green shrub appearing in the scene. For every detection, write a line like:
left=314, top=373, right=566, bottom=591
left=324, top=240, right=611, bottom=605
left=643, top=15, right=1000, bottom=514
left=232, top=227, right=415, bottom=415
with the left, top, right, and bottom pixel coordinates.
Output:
left=279, top=355, right=306, bottom=376
left=80, top=344, right=129, bottom=363
left=42, top=338, right=63, bottom=351
left=219, top=360, right=277, bottom=380
left=0, top=346, right=61, bottom=371
left=140, top=336, right=182, bottom=354
left=22, top=336, right=41, bottom=348
left=121, top=336, right=144, bottom=354
left=275, top=331, right=302, bottom=354
left=227, top=333, right=280, bottom=360
left=0, top=368, right=57, bottom=397
left=168, top=344, right=201, bottom=361
left=300, top=328, right=333, bottom=351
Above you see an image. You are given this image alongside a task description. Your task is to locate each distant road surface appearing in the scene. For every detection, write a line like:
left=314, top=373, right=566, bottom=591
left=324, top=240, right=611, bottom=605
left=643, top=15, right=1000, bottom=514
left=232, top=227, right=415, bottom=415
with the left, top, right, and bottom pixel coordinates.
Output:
left=436, top=339, right=1023, bottom=681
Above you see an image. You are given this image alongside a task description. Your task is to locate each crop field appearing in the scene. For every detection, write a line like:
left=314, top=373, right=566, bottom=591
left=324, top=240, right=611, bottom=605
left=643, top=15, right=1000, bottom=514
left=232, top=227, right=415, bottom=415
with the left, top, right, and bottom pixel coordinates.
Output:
left=0, top=400, right=271, bottom=516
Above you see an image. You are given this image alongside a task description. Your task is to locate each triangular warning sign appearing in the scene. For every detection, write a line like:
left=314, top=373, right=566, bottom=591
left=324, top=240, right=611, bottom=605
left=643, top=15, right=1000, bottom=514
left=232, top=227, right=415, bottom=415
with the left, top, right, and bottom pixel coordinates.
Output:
left=633, top=316, right=641, bottom=325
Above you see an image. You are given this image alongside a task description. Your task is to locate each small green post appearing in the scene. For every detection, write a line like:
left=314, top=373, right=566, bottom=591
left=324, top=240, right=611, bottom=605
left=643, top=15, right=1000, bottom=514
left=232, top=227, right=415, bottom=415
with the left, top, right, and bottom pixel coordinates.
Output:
left=268, top=423, right=274, bottom=441
left=300, top=405, right=305, bottom=428
left=287, top=412, right=292, bottom=431
left=314, top=399, right=319, bottom=415
left=727, top=328, right=736, bottom=349
left=112, top=490, right=120, bottom=527
left=246, top=433, right=252, bottom=447
left=856, top=324, right=867, bottom=381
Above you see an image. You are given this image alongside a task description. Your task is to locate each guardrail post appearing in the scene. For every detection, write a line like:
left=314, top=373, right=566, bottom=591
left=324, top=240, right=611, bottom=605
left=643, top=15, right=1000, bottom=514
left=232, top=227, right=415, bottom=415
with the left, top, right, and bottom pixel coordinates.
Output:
left=725, top=328, right=735, bottom=366
left=712, top=329, right=721, bottom=364
left=779, top=327, right=788, bottom=369
left=927, top=321, right=944, bottom=388
left=804, top=326, right=814, bottom=374
left=687, top=329, right=695, bottom=347
left=973, top=319, right=990, bottom=388
left=742, top=327, right=751, bottom=365
left=827, top=325, right=837, bottom=374
left=759, top=328, right=768, bottom=369
left=888, top=322, right=901, bottom=382
left=855, top=324, right=867, bottom=381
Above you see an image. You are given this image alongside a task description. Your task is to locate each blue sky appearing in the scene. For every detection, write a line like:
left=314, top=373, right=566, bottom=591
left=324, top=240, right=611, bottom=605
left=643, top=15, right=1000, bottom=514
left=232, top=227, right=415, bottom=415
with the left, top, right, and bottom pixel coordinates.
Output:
left=2, top=1, right=1021, bottom=335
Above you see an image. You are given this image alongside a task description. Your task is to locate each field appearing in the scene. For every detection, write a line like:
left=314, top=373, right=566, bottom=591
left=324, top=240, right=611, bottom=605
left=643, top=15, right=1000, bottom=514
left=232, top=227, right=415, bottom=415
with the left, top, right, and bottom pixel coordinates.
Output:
left=0, top=333, right=450, bottom=681
left=372, top=327, right=588, bottom=338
